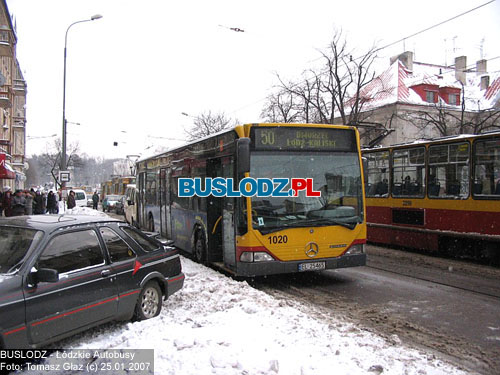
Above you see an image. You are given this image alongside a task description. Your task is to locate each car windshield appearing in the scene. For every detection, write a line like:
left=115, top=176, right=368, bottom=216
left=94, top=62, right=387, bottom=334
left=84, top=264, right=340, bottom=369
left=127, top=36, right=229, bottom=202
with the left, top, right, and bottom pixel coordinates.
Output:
left=249, top=152, right=363, bottom=234
left=0, top=226, right=43, bottom=273
left=107, top=195, right=120, bottom=201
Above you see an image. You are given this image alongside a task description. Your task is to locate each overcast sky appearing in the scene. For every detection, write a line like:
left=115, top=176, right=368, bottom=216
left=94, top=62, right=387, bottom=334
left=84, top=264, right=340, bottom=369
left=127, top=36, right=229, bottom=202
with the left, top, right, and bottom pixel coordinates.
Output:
left=7, top=0, right=500, bottom=159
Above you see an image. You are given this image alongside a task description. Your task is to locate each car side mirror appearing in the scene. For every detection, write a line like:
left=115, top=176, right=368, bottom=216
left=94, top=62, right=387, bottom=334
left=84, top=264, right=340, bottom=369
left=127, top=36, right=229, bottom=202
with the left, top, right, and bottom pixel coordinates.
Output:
left=237, top=137, right=251, bottom=174
left=30, top=268, right=59, bottom=284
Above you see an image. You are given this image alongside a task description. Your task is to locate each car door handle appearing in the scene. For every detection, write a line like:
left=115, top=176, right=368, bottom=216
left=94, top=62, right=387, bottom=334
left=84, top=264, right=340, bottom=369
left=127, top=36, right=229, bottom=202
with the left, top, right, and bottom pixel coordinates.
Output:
left=101, top=269, right=112, bottom=277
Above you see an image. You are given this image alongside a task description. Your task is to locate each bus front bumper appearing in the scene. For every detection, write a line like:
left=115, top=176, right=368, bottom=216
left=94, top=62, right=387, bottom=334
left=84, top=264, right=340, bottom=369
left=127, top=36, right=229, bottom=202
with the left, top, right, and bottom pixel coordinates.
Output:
left=236, top=253, right=366, bottom=277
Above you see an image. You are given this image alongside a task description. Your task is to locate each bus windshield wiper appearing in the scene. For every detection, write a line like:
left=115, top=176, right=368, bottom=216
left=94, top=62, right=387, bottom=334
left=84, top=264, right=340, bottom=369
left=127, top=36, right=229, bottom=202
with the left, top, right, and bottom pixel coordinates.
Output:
left=288, top=218, right=358, bottom=230
left=256, top=218, right=358, bottom=231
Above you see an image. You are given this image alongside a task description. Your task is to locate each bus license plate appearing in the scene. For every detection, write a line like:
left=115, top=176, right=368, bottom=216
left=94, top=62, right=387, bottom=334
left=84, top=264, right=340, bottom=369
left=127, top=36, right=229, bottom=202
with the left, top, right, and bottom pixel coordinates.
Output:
left=298, top=261, right=326, bottom=272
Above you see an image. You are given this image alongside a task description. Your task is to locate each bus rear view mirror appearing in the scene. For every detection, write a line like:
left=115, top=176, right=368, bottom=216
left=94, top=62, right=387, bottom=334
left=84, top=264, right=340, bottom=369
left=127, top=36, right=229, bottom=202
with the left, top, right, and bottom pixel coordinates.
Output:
left=362, top=157, right=368, bottom=185
left=237, top=137, right=251, bottom=174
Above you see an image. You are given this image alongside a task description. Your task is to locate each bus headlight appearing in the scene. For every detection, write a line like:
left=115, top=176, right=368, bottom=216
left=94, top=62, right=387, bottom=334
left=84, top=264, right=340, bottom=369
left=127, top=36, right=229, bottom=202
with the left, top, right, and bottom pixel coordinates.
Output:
left=240, top=252, right=274, bottom=262
left=346, top=244, right=364, bottom=255
left=254, top=252, right=274, bottom=262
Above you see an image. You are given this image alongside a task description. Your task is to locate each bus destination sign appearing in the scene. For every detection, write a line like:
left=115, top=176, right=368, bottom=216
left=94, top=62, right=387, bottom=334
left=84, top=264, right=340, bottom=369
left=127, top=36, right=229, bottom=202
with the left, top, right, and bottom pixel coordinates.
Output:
left=252, top=127, right=356, bottom=152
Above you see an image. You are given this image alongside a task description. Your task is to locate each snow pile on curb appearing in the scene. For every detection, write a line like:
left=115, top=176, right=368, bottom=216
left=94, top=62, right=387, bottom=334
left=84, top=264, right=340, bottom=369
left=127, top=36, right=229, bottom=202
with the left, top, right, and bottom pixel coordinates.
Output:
left=26, top=258, right=466, bottom=375
left=61, top=205, right=109, bottom=217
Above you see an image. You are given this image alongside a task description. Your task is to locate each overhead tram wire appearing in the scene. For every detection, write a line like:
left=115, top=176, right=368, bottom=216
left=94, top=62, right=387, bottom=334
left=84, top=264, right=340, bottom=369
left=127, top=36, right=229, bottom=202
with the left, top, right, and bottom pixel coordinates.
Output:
left=230, top=54, right=500, bottom=121
left=228, top=0, right=497, bottom=118
left=372, top=0, right=496, bottom=55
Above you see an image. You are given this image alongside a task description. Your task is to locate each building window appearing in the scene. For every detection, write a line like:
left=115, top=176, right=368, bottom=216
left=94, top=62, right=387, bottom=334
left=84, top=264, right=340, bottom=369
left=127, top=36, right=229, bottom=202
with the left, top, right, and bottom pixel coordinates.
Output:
left=449, top=93, right=458, bottom=105
left=425, top=91, right=437, bottom=103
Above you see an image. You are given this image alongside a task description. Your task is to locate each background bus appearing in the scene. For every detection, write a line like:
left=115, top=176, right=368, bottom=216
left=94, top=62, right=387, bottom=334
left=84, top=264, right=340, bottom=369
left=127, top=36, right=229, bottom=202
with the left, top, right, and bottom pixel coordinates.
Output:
left=101, top=176, right=136, bottom=201
left=101, top=180, right=113, bottom=202
left=363, top=131, right=500, bottom=263
left=112, top=176, right=136, bottom=196
left=136, top=123, right=366, bottom=277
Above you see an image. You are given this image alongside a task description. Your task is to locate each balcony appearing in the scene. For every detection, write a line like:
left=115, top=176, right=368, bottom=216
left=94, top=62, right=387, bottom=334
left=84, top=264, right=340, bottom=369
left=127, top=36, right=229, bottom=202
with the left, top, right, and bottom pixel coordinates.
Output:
left=13, top=79, right=26, bottom=92
left=0, top=93, right=11, bottom=108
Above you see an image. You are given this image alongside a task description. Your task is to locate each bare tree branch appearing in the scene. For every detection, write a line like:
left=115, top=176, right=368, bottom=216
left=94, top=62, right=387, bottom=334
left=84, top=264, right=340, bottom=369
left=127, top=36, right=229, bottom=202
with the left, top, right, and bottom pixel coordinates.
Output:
left=184, top=111, right=237, bottom=141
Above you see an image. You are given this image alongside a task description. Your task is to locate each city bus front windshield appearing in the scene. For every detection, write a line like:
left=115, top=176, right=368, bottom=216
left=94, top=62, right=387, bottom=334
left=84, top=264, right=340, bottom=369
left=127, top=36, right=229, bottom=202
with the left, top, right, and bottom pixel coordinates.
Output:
left=249, top=152, right=363, bottom=234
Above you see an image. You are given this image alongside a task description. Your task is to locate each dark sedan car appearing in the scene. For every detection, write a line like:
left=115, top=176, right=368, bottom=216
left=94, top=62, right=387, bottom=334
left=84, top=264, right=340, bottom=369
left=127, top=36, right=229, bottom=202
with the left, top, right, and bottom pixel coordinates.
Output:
left=0, top=215, right=184, bottom=349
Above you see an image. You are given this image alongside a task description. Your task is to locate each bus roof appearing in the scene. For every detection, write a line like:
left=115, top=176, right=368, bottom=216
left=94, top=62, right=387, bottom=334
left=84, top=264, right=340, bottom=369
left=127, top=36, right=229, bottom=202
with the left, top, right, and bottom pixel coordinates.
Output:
left=138, top=123, right=355, bottom=163
left=363, top=131, right=500, bottom=151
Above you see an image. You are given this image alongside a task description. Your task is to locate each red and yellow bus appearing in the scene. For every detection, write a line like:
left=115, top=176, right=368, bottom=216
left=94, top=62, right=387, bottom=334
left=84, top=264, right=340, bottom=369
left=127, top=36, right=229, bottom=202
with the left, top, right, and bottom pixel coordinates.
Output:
left=112, top=176, right=136, bottom=196
left=136, top=123, right=367, bottom=277
left=363, top=131, right=500, bottom=262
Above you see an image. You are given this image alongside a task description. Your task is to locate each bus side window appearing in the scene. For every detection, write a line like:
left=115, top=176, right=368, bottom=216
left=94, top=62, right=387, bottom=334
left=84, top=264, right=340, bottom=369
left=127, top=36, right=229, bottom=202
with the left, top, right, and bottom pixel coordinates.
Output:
left=365, top=151, right=389, bottom=197
left=473, top=138, right=500, bottom=198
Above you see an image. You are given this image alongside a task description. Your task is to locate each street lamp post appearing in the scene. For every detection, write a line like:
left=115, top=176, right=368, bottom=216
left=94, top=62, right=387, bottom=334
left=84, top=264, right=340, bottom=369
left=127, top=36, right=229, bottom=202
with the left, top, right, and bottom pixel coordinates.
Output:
left=61, top=14, right=102, bottom=193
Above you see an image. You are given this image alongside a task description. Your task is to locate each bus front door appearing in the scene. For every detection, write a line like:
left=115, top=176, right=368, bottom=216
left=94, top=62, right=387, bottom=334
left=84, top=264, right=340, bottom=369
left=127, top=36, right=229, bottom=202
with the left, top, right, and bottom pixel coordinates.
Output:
left=222, top=160, right=236, bottom=268
left=207, top=157, right=236, bottom=269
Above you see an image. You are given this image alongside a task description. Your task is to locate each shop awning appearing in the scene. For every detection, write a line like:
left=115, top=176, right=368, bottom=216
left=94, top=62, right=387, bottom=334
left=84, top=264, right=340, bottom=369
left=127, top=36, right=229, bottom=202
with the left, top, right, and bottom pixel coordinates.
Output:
left=0, top=153, right=15, bottom=179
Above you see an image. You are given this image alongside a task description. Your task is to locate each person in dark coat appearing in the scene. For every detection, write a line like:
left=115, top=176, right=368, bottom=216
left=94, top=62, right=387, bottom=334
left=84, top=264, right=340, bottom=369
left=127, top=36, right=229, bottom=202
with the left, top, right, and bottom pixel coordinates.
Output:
left=2, top=187, right=13, bottom=217
left=47, top=191, right=58, bottom=214
left=92, top=191, right=99, bottom=210
left=11, top=189, right=26, bottom=216
left=33, top=190, right=44, bottom=214
left=67, top=190, right=76, bottom=209
left=24, top=189, right=34, bottom=215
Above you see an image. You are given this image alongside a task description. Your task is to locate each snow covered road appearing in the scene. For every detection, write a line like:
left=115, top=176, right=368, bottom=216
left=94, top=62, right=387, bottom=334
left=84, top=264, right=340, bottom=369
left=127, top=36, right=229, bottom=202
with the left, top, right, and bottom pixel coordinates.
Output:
left=24, top=256, right=469, bottom=375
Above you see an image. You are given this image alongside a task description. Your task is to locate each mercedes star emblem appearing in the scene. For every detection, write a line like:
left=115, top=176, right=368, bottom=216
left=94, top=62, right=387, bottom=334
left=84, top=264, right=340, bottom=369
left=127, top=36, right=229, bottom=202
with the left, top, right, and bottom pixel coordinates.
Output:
left=305, top=242, right=319, bottom=258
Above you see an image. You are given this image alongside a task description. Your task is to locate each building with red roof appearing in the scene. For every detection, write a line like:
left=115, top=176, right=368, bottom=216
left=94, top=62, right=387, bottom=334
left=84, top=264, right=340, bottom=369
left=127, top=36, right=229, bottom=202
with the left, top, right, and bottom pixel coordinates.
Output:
left=351, top=52, right=500, bottom=147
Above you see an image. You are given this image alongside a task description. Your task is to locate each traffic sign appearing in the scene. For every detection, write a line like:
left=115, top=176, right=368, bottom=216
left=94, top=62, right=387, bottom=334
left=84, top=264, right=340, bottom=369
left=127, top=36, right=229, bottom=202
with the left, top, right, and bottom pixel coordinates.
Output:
left=59, top=171, right=71, bottom=183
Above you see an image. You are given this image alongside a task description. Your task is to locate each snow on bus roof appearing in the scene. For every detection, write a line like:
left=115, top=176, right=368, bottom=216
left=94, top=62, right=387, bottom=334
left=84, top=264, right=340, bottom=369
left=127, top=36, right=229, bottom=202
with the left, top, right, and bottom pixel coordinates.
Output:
left=137, top=126, right=237, bottom=163
left=363, top=131, right=500, bottom=150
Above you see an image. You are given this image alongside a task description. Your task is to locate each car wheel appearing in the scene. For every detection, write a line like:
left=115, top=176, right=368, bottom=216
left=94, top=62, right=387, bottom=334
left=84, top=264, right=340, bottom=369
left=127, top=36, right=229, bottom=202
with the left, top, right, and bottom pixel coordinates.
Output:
left=134, top=281, right=162, bottom=320
left=194, top=230, right=206, bottom=263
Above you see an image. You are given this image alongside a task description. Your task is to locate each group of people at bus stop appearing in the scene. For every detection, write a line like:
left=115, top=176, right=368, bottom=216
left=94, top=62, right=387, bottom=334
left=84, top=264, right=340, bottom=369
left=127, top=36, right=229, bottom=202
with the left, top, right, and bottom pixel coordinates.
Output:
left=0, top=186, right=60, bottom=217
left=0, top=187, right=102, bottom=217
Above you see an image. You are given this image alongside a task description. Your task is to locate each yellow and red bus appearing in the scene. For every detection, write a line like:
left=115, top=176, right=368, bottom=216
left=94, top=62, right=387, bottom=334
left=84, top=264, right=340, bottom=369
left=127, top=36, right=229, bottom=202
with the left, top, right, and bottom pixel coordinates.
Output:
left=135, top=123, right=366, bottom=277
left=363, top=131, right=500, bottom=262
left=112, top=176, right=136, bottom=196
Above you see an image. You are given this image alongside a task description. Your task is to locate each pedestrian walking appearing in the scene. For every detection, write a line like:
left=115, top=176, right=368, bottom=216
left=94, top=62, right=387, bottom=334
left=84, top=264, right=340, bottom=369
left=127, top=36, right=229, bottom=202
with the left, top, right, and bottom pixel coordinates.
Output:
left=41, top=191, right=47, bottom=214
left=92, top=191, right=99, bottom=210
left=11, top=189, right=26, bottom=216
left=47, top=191, right=58, bottom=214
left=67, top=190, right=76, bottom=209
left=24, top=189, right=34, bottom=215
left=2, top=186, right=12, bottom=217
left=33, top=190, right=44, bottom=214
